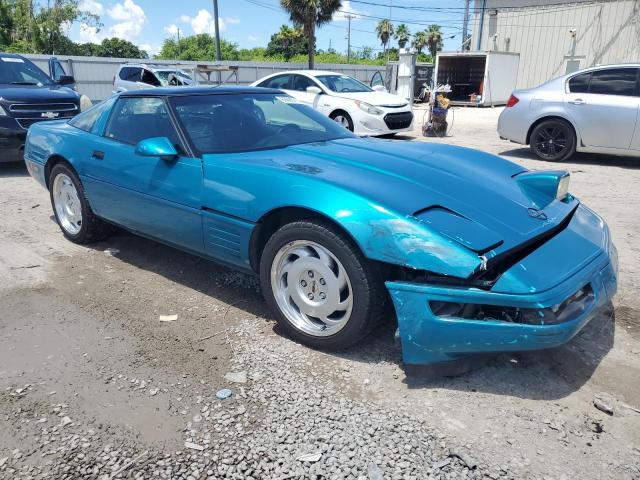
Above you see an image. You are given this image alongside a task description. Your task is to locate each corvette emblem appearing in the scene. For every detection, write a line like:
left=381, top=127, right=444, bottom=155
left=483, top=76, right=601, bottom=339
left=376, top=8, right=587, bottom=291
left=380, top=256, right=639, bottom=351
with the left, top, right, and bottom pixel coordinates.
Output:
left=41, top=111, right=59, bottom=119
left=528, top=207, right=548, bottom=221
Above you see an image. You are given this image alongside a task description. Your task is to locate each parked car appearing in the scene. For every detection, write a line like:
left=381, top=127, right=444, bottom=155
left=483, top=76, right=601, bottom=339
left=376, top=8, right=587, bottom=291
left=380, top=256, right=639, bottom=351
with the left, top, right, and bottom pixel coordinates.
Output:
left=24, top=86, right=617, bottom=364
left=251, top=70, right=413, bottom=136
left=498, top=64, right=640, bottom=161
left=47, top=56, right=92, bottom=111
left=113, top=63, right=196, bottom=92
left=0, top=52, right=81, bottom=163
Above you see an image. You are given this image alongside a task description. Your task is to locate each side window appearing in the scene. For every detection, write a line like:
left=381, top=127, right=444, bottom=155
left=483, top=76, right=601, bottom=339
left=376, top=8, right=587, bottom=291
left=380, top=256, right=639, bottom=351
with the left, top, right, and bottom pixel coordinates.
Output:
left=120, top=67, right=141, bottom=82
left=588, top=68, right=638, bottom=97
left=69, top=97, right=115, bottom=133
left=104, top=97, right=181, bottom=149
left=370, top=71, right=384, bottom=88
left=141, top=69, right=161, bottom=86
left=259, top=74, right=291, bottom=90
left=51, top=61, right=66, bottom=81
left=568, top=73, right=591, bottom=93
left=290, top=74, right=315, bottom=92
left=119, top=67, right=130, bottom=80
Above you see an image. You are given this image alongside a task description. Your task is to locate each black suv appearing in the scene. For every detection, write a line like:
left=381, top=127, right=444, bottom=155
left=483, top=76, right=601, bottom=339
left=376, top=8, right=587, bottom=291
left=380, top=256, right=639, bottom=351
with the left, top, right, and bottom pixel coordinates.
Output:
left=0, top=53, right=81, bottom=163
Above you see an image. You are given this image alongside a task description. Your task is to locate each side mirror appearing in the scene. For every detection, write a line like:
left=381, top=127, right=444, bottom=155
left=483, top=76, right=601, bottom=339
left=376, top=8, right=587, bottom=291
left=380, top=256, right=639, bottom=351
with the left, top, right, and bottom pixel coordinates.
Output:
left=135, top=137, right=178, bottom=160
left=58, top=75, right=75, bottom=86
left=306, top=86, right=322, bottom=94
left=372, top=85, right=387, bottom=92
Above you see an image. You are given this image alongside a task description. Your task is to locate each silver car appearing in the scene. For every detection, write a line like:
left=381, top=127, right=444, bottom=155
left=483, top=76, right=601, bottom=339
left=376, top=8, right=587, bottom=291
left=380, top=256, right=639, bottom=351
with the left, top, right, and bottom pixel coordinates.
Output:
left=498, top=64, right=640, bottom=161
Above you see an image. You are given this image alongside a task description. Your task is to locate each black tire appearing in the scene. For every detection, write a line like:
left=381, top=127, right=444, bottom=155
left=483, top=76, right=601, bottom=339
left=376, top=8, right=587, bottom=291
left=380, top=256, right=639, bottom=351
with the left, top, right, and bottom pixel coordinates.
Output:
left=259, top=220, right=385, bottom=350
left=529, top=119, right=576, bottom=162
left=330, top=110, right=354, bottom=132
left=49, top=163, right=111, bottom=244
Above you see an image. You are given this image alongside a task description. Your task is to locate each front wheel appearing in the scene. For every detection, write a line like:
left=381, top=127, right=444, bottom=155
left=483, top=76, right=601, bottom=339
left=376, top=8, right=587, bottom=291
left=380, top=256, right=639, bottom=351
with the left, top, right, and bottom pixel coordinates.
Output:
left=260, top=220, right=384, bottom=350
left=530, top=119, right=576, bottom=162
left=330, top=111, right=354, bottom=132
left=49, top=163, right=111, bottom=244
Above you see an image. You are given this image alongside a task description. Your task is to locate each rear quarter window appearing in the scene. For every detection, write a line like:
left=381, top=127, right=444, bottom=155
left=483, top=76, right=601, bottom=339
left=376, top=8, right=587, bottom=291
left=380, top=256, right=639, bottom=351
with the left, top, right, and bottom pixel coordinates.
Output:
left=568, top=73, right=591, bottom=93
left=69, top=97, right=115, bottom=134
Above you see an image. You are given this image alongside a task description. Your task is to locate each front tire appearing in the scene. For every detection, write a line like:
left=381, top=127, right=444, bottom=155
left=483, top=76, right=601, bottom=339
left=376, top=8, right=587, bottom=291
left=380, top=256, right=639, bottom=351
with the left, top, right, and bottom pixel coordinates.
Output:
left=260, top=220, right=384, bottom=350
left=330, top=110, right=354, bottom=132
left=530, top=119, right=576, bottom=162
left=49, top=163, right=111, bottom=244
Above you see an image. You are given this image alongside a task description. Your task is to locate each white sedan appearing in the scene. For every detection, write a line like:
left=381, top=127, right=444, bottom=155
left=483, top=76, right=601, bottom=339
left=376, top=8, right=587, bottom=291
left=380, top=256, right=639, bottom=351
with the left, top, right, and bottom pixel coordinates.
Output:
left=252, top=70, right=413, bottom=136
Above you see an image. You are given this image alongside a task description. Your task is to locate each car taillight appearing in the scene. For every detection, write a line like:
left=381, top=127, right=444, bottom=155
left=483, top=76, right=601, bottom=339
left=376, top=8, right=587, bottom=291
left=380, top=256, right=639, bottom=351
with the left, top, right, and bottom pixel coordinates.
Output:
left=506, top=94, right=519, bottom=107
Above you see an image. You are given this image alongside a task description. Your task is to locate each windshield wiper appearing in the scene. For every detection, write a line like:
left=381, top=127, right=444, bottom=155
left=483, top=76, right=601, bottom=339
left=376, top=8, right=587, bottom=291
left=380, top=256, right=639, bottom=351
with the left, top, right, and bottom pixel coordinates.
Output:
left=9, top=81, right=39, bottom=85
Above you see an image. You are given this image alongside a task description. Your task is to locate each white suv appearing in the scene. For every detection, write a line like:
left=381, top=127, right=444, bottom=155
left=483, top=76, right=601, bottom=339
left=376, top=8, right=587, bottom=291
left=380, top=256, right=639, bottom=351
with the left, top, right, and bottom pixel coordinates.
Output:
left=113, top=64, right=196, bottom=92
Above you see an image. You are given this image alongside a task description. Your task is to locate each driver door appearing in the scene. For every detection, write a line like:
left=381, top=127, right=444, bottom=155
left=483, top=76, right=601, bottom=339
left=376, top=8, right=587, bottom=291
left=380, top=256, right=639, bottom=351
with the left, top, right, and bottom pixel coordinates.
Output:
left=82, top=96, right=204, bottom=253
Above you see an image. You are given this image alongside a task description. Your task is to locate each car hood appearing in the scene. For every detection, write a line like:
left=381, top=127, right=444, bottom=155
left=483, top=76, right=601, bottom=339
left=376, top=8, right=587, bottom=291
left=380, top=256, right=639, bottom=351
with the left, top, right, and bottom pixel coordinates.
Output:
left=0, top=84, right=80, bottom=104
left=332, top=90, right=409, bottom=107
left=280, top=137, right=578, bottom=256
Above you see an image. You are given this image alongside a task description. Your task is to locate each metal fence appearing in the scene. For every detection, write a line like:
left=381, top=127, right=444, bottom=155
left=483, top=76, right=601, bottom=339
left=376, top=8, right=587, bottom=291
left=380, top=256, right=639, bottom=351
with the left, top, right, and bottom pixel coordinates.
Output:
left=23, top=54, right=386, bottom=103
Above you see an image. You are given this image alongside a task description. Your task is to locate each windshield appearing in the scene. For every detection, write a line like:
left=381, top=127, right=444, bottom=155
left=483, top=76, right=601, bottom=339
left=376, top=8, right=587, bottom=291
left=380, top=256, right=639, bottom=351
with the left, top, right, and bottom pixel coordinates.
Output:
left=0, top=56, right=54, bottom=86
left=156, top=70, right=192, bottom=86
left=170, top=93, right=355, bottom=154
left=316, top=74, right=372, bottom=93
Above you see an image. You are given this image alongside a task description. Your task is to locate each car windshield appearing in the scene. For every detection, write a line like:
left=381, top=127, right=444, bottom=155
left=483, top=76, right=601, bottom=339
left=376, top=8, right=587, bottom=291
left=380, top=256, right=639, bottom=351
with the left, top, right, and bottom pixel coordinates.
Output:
left=170, top=93, right=355, bottom=154
left=316, top=74, right=372, bottom=93
left=156, top=70, right=192, bottom=85
left=0, top=56, right=54, bottom=86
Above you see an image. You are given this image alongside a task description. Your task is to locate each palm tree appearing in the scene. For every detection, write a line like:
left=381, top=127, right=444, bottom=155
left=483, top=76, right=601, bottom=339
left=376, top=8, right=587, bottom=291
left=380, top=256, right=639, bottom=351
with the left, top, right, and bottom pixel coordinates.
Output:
left=426, top=24, right=443, bottom=61
left=412, top=30, right=427, bottom=55
left=394, top=23, right=410, bottom=50
left=280, top=0, right=342, bottom=69
left=375, top=19, right=394, bottom=58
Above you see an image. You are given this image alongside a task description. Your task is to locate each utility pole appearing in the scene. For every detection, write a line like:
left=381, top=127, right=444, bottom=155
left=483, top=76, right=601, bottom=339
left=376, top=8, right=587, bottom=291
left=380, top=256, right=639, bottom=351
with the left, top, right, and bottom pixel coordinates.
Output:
left=347, top=15, right=353, bottom=63
left=476, top=0, right=487, bottom=50
left=177, top=28, right=181, bottom=59
left=212, top=0, right=222, bottom=83
left=462, top=0, right=470, bottom=50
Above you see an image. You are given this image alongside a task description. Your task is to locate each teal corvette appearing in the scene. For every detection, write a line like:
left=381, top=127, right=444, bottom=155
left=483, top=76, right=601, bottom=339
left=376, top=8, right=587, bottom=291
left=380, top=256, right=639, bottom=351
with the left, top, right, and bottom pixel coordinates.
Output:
left=24, top=86, right=618, bottom=364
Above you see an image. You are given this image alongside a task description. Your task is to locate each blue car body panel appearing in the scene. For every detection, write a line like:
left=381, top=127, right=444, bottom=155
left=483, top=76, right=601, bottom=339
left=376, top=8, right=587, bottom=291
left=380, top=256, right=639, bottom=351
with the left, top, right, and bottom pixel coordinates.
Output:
left=23, top=87, right=618, bottom=364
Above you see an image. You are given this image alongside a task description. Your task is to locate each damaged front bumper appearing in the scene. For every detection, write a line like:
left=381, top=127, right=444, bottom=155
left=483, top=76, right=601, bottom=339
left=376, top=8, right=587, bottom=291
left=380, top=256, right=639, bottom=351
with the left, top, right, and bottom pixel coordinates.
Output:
left=387, top=205, right=618, bottom=364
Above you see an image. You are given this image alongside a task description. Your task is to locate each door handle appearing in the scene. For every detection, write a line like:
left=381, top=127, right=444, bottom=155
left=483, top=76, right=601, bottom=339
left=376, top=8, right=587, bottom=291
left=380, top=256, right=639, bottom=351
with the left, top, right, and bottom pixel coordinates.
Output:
left=91, top=150, right=105, bottom=160
left=569, top=99, right=586, bottom=105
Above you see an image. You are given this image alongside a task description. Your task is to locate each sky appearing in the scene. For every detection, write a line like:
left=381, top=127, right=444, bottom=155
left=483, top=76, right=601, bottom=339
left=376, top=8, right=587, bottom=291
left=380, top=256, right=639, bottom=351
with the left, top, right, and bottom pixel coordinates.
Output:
left=67, top=0, right=470, bottom=57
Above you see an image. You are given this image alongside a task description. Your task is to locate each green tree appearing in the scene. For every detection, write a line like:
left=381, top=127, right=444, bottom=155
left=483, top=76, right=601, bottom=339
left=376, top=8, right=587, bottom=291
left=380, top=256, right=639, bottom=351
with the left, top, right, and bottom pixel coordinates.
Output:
left=280, top=0, right=342, bottom=70
left=412, top=30, right=427, bottom=55
left=96, top=37, right=147, bottom=58
left=375, top=19, right=394, bottom=58
left=265, top=24, right=308, bottom=60
left=394, top=23, right=410, bottom=50
left=157, top=34, right=239, bottom=61
left=426, top=24, right=443, bottom=61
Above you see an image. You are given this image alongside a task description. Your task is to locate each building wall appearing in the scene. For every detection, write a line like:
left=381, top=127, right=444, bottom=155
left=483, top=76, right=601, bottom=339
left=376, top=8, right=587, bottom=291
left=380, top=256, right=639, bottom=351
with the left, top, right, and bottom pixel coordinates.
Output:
left=470, top=0, right=640, bottom=88
left=23, top=55, right=386, bottom=102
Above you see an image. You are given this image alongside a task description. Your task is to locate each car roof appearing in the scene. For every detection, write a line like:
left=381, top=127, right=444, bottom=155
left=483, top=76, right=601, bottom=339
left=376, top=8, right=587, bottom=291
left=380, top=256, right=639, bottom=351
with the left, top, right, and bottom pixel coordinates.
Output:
left=267, top=70, right=343, bottom=77
left=566, top=63, right=640, bottom=77
left=119, top=85, right=284, bottom=96
left=0, top=52, right=26, bottom=59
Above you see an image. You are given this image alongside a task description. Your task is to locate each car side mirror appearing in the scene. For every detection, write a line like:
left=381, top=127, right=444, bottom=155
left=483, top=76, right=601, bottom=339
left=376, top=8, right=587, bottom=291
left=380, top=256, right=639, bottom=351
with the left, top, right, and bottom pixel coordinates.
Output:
left=58, top=75, right=75, bottom=86
left=306, top=86, right=323, bottom=94
left=372, top=85, right=387, bottom=92
left=135, top=137, right=178, bottom=160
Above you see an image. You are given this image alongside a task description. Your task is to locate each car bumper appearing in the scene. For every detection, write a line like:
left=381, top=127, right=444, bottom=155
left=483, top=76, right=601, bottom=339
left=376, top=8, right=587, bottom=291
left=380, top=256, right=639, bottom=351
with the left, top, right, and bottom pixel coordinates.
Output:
left=497, top=108, right=528, bottom=144
left=386, top=208, right=618, bottom=364
left=0, top=121, right=26, bottom=163
left=353, top=109, right=414, bottom=136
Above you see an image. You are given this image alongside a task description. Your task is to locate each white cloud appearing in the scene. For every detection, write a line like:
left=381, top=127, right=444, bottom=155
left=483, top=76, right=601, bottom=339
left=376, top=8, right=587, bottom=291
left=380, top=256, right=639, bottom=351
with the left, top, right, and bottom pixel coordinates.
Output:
left=79, top=0, right=104, bottom=15
left=107, top=0, right=146, bottom=40
left=180, top=10, right=240, bottom=35
left=164, top=24, right=179, bottom=36
left=335, top=1, right=366, bottom=21
left=78, top=23, right=103, bottom=43
left=139, top=43, right=159, bottom=56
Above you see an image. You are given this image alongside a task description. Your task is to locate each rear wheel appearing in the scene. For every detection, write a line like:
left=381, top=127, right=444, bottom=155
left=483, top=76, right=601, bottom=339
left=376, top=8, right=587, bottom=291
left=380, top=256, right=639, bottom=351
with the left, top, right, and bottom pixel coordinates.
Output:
left=530, top=119, right=576, bottom=162
left=49, top=163, right=111, bottom=244
left=260, top=220, right=384, bottom=350
left=330, top=111, right=354, bottom=132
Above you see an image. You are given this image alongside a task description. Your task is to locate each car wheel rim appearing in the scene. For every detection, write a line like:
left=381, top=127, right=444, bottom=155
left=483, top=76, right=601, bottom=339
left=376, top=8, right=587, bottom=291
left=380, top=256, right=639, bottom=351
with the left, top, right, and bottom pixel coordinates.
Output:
left=271, top=240, right=353, bottom=337
left=52, top=173, right=82, bottom=235
left=333, top=115, right=350, bottom=129
left=534, top=125, right=568, bottom=159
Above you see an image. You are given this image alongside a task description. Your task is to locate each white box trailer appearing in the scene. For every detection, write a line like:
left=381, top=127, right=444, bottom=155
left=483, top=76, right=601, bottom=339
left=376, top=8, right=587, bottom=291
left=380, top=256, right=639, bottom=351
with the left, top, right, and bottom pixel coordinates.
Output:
left=434, top=51, right=520, bottom=106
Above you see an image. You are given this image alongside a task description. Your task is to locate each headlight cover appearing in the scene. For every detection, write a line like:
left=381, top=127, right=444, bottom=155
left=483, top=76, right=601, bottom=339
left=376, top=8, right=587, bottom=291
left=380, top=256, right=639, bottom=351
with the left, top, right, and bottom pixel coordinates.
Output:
left=355, top=100, right=383, bottom=116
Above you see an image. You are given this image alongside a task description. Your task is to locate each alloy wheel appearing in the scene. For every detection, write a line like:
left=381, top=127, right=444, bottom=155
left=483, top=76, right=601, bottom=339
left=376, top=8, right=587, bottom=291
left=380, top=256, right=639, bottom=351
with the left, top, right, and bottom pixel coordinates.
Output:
left=52, top=173, right=82, bottom=235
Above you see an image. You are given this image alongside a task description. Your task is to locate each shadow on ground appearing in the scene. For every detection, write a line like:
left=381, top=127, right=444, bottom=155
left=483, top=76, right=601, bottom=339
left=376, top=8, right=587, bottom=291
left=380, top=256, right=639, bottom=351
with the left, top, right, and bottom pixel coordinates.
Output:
left=0, top=162, right=28, bottom=177
left=500, top=147, right=640, bottom=169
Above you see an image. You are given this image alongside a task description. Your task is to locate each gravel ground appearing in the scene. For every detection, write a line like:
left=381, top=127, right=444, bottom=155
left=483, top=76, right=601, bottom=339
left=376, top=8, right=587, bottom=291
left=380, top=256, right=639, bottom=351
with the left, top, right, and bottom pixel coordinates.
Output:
left=1, top=107, right=639, bottom=479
